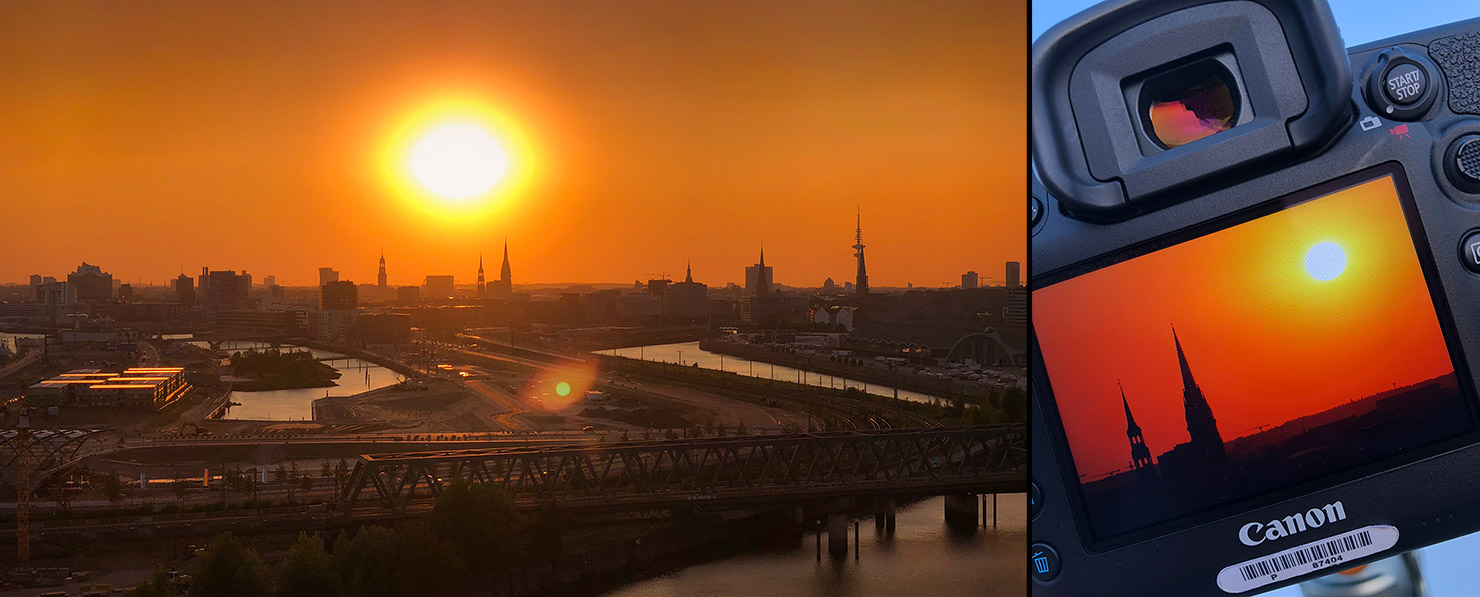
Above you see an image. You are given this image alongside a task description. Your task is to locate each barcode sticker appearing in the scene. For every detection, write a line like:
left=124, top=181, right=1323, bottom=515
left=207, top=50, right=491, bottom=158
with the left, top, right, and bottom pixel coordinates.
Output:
left=1216, top=525, right=1399, bottom=593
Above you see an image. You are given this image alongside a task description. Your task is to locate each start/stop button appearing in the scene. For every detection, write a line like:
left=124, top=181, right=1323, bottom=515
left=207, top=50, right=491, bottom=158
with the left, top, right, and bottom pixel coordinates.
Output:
left=1366, top=48, right=1441, bottom=121
left=1383, top=62, right=1427, bottom=106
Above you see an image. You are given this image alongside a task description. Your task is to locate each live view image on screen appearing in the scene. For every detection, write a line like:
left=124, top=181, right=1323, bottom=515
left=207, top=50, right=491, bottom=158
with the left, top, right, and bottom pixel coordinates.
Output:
left=1034, top=174, right=1473, bottom=541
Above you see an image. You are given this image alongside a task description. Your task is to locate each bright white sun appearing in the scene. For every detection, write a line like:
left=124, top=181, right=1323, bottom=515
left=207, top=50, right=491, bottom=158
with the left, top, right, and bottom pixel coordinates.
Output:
left=407, top=123, right=510, bottom=200
left=1304, top=242, right=1346, bottom=281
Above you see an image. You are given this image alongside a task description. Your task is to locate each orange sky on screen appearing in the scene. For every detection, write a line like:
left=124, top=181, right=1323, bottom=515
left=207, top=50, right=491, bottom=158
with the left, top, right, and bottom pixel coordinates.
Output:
left=0, top=1, right=1023, bottom=287
left=1034, top=177, right=1456, bottom=480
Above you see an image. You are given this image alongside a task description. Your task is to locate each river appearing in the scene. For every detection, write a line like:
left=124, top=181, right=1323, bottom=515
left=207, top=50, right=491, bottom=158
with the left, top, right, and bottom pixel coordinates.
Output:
left=599, top=341, right=943, bottom=404
left=607, top=493, right=1026, bottom=596
left=189, top=340, right=403, bottom=421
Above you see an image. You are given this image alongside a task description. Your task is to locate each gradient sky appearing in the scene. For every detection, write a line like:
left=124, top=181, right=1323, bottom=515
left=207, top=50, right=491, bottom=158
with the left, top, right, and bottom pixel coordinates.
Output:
left=1035, top=177, right=1457, bottom=480
left=0, top=0, right=1023, bottom=288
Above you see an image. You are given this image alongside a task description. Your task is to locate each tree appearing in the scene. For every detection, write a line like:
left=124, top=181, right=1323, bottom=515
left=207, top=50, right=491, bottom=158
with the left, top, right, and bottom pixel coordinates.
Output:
left=275, top=533, right=342, bottom=597
left=103, top=473, right=123, bottom=506
left=189, top=533, right=270, bottom=597
left=426, top=479, right=520, bottom=576
left=299, top=474, right=314, bottom=498
left=170, top=479, right=191, bottom=503
left=333, top=526, right=411, bottom=597
left=274, top=464, right=290, bottom=498
left=132, top=570, right=178, bottom=597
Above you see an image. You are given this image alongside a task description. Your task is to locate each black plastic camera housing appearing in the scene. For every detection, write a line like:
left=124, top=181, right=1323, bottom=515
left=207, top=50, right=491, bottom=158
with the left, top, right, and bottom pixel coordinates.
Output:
left=1033, top=0, right=1480, bottom=595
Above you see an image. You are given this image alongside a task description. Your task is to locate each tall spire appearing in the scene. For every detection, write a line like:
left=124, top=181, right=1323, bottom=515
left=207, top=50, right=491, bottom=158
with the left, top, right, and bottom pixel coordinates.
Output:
left=759, top=243, right=765, bottom=267
left=853, top=207, right=869, bottom=295
left=500, top=239, right=511, bottom=281
left=1173, top=326, right=1198, bottom=393
left=1121, top=381, right=1141, bottom=437
left=377, top=250, right=388, bottom=288
left=685, top=260, right=693, bottom=283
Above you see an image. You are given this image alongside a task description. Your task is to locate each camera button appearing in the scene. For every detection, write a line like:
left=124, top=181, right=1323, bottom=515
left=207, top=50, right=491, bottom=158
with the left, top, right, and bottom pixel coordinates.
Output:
left=1031, top=197, right=1043, bottom=226
left=1460, top=231, right=1480, bottom=275
left=1382, top=62, right=1428, bottom=107
left=1031, top=481, right=1043, bottom=519
left=1031, top=543, right=1061, bottom=582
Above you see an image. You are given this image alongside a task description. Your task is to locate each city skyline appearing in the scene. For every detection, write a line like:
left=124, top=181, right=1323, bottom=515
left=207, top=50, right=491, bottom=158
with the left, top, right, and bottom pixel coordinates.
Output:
left=0, top=1, right=1023, bottom=288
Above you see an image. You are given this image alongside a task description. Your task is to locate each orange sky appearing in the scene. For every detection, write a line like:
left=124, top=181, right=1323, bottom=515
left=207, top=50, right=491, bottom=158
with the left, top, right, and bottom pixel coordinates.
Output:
left=1034, top=177, right=1457, bottom=480
left=0, top=1, right=1023, bottom=288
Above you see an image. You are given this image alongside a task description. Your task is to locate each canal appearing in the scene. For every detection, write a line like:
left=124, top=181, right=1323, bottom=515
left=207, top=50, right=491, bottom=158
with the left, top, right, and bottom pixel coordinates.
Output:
left=190, top=340, right=403, bottom=421
left=600, top=341, right=944, bottom=404
left=607, top=493, right=1026, bottom=596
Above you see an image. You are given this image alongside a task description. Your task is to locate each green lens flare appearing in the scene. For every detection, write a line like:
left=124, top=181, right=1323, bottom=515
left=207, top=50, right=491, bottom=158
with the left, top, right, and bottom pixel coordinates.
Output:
left=556, top=381, right=571, bottom=397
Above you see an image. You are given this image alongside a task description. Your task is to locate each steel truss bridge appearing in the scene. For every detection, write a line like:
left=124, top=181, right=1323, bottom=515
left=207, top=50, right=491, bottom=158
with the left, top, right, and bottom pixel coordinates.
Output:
left=342, top=425, right=1026, bottom=512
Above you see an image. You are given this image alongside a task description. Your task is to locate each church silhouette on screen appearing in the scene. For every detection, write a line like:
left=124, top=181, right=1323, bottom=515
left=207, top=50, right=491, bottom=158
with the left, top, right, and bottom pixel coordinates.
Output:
left=1121, top=327, right=1228, bottom=481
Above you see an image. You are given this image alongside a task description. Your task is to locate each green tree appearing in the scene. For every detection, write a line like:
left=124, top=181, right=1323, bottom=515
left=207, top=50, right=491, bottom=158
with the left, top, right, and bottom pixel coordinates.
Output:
left=333, top=526, right=410, bottom=597
left=275, top=533, right=343, bottom=597
left=132, top=570, right=178, bottom=597
left=103, top=473, right=123, bottom=506
left=189, top=532, right=270, bottom=597
left=170, top=479, right=191, bottom=503
left=426, top=479, right=520, bottom=575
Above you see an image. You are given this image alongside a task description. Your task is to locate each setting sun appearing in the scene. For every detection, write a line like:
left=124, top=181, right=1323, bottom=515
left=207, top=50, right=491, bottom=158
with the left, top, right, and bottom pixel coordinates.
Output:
left=1304, top=241, right=1346, bottom=281
left=408, top=122, right=510, bottom=200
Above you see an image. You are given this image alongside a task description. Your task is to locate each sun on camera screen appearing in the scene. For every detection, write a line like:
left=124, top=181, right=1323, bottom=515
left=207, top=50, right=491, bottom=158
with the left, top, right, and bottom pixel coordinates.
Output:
left=1035, top=174, right=1473, bottom=541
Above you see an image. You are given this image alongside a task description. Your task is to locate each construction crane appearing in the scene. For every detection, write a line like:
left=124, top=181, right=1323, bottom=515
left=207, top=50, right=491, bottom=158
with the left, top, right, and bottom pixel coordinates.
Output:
left=15, top=408, right=31, bottom=570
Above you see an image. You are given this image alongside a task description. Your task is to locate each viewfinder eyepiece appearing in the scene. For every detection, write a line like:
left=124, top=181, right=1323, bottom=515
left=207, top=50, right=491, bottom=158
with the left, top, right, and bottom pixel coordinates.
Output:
left=1142, top=59, right=1240, bottom=149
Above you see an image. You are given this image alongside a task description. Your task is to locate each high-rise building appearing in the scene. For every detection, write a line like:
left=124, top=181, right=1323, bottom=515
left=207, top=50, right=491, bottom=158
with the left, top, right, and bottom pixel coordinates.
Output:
left=745, top=246, right=773, bottom=295
left=378, top=251, right=388, bottom=288
left=1006, top=261, right=1021, bottom=289
left=118, top=284, right=133, bottom=301
left=424, top=275, right=455, bottom=300
left=203, top=270, right=245, bottom=312
left=665, top=263, right=709, bottom=322
left=961, top=271, right=979, bottom=290
left=175, top=274, right=196, bottom=307
left=319, top=267, right=340, bottom=286
left=397, top=285, right=421, bottom=304
left=264, top=275, right=276, bottom=287
left=321, top=280, right=358, bottom=311
left=853, top=209, right=869, bottom=295
left=476, top=253, right=486, bottom=298
left=68, top=263, right=113, bottom=301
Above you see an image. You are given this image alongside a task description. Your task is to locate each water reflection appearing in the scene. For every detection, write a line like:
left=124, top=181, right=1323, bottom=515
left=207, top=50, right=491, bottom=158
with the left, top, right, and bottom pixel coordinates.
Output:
left=601, top=341, right=942, bottom=404
left=606, top=494, right=1026, bottom=597
left=191, top=340, right=402, bottom=421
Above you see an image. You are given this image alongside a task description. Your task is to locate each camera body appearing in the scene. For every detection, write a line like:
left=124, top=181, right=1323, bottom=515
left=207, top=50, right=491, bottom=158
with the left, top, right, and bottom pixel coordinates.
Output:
left=1032, top=1, right=1480, bottom=595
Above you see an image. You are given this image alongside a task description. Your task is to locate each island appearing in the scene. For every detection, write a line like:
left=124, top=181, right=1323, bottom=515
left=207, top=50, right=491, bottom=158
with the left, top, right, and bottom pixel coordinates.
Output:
left=228, top=347, right=341, bottom=391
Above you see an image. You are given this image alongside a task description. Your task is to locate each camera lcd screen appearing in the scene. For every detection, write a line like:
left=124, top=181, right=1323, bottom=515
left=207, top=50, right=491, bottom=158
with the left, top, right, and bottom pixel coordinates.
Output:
left=1035, top=171, right=1475, bottom=543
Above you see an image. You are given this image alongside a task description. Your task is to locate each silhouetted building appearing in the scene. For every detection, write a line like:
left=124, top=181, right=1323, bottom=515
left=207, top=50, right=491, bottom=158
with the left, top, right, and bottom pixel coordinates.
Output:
left=321, top=280, right=358, bottom=311
left=202, top=269, right=248, bottom=312
left=822, top=277, right=837, bottom=293
left=424, top=275, right=455, bottom=300
left=489, top=240, right=513, bottom=298
left=665, top=264, right=708, bottom=322
left=962, top=271, right=979, bottom=290
left=68, top=263, right=113, bottom=301
left=378, top=251, right=388, bottom=288
left=397, top=285, right=421, bottom=304
left=853, top=210, right=869, bottom=295
left=117, top=284, right=133, bottom=301
left=745, top=246, right=773, bottom=295
left=1004, top=288, right=1026, bottom=325
left=319, top=267, right=340, bottom=285
left=358, top=312, right=412, bottom=345
left=174, top=274, right=195, bottom=307
left=1156, top=328, right=1228, bottom=478
left=476, top=253, right=486, bottom=298
left=1122, top=384, right=1156, bottom=478
left=647, top=278, right=670, bottom=296
left=1006, top=261, right=1021, bottom=289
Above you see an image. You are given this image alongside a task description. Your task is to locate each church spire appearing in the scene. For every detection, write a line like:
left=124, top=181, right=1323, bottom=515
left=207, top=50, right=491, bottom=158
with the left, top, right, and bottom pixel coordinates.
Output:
left=1173, top=326, right=1199, bottom=393
left=685, top=260, right=693, bottom=283
left=1121, top=381, right=1141, bottom=438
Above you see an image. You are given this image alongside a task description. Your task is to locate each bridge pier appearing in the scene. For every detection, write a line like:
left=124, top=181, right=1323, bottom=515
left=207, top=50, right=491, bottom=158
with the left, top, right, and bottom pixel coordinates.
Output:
left=944, top=493, right=979, bottom=530
left=874, top=500, right=897, bottom=534
left=827, top=513, right=849, bottom=557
